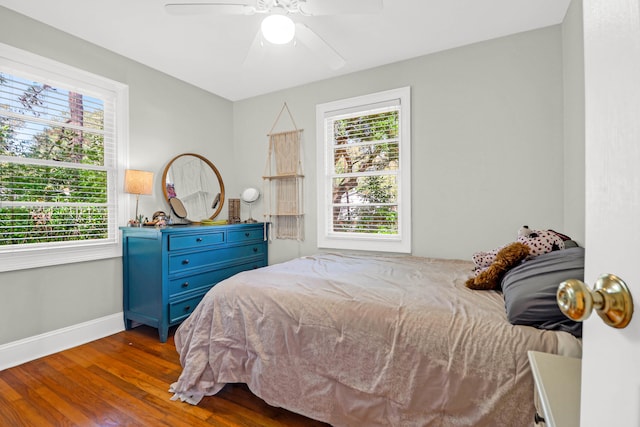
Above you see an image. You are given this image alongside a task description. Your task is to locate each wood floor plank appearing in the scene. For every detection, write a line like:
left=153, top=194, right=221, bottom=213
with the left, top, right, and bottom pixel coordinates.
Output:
left=0, top=393, right=53, bottom=427
left=0, top=376, right=21, bottom=402
left=30, top=383, right=102, bottom=427
left=0, top=369, right=71, bottom=426
left=30, top=356, right=131, bottom=426
left=56, top=355, right=179, bottom=427
left=61, top=342, right=108, bottom=368
left=89, top=336, right=178, bottom=382
left=0, top=326, right=329, bottom=427
left=86, top=365, right=206, bottom=427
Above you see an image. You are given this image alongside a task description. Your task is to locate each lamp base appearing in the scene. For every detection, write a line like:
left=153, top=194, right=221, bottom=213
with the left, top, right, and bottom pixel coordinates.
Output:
left=132, top=194, right=145, bottom=225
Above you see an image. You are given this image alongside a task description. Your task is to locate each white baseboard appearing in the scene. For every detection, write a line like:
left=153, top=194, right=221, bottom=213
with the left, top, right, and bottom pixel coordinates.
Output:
left=0, top=312, right=125, bottom=371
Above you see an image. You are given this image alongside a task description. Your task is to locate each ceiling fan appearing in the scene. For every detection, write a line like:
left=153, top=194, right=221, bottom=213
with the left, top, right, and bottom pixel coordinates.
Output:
left=164, top=0, right=384, bottom=70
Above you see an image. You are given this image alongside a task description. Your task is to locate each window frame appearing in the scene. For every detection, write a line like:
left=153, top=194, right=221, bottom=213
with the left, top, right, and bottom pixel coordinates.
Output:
left=0, top=43, right=129, bottom=272
left=316, top=86, right=411, bottom=253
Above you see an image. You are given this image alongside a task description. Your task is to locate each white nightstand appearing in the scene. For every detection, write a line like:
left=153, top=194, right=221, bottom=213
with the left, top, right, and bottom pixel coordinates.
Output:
left=527, top=351, right=581, bottom=427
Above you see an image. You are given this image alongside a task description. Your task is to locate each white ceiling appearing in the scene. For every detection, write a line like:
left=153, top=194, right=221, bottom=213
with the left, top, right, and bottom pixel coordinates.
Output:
left=0, top=0, right=571, bottom=101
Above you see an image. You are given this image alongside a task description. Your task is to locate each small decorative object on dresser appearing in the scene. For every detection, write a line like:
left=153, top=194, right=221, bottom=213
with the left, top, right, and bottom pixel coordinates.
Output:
left=228, top=198, right=241, bottom=224
left=121, top=222, right=268, bottom=342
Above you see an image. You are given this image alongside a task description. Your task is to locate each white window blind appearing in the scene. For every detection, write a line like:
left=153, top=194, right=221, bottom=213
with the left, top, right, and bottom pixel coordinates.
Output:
left=316, top=87, right=411, bottom=253
left=0, top=43, right=128, bottom=271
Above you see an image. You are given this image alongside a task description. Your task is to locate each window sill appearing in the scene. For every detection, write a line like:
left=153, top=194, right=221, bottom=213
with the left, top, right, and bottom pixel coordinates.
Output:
left=0, top=242, right=122, bottom=272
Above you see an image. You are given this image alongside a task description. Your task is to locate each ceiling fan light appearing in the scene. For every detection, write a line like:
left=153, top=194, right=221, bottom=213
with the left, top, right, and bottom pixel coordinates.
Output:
left=261, top=14, right=295, bottom=44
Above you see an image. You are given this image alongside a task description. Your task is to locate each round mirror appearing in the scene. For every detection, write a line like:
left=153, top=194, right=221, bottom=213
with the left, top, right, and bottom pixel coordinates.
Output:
left=162, top=153, right=225, bottom=222
left=241, top=187, right=260, bottom=223
left=241, top=187, right=260, bottom=203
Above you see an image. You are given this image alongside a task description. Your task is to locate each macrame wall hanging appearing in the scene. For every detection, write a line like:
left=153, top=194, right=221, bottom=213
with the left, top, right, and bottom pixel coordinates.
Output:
left=263, top=102, right=304, bottom=241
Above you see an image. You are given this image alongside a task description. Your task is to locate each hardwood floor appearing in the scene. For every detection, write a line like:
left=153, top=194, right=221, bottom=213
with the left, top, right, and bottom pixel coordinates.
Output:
left=0, top=326, right=330, bottom=427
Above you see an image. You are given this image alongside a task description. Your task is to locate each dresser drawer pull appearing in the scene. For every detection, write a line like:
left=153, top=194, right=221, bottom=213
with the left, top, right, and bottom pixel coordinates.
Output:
left=184, top=305, right=191, bottom=312
left=181, top=282, right=189, bottom=288
left=253, top=247, right=258, bottom=252
left=182, top=259, right=190, bottom=265
left=245, top=232, right=250, bottom=237
left=196, top=237, right=203, bottom=242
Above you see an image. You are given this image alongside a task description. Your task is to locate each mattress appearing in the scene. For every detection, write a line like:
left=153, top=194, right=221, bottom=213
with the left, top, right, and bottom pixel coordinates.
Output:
left=170, top=252, right=581, bottom=426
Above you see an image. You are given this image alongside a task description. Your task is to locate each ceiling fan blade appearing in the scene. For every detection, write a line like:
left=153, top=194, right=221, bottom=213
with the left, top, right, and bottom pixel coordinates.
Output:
left=164, top=2, right=256, bottom=15
left=295, top=23, right=345, bottom=70
left=242, top=28, right=266, bottom=68
left=299, top=0, right=383, bottom=15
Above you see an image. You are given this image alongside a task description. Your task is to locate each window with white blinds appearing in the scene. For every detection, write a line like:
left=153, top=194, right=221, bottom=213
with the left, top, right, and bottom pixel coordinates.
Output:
left=316, top=87, right=411, bottom=253
left=0, top=43, right=128, bottom=271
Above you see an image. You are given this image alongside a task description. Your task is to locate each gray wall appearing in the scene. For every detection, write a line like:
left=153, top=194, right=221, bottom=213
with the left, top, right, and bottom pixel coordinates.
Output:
left=235, top=25, right=567, bottom=264
left=0, top=7, right=234, bottom=345
left=562, top=0, right=585, bottom=245
left=0, top=5, right=584, bottom=346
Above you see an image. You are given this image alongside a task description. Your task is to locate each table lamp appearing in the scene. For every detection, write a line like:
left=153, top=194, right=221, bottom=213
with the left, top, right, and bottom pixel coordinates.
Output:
left=124, top=169, right=154, bottom=224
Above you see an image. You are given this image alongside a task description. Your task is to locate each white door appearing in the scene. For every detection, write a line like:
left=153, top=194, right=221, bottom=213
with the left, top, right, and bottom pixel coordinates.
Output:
left=582, top=0, right=640, bottom=425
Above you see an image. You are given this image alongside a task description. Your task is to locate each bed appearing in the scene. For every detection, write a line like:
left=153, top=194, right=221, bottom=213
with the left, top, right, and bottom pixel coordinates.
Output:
left=170, top=251, right=583, bottom=426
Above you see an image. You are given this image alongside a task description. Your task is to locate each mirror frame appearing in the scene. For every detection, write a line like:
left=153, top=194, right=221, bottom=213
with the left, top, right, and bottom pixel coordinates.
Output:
left=161, top=153, right=226, bottom=221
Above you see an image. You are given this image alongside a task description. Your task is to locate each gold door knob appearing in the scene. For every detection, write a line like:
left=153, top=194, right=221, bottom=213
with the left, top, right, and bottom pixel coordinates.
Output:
left=557, top=274, right=634, bottom=328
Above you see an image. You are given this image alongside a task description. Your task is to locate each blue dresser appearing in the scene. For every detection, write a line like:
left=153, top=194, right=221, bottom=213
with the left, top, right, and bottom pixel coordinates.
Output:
left=121, top=223, right=268, bottom=342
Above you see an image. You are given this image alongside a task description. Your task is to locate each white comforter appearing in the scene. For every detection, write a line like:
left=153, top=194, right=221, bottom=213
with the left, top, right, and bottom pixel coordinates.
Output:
left=170, top=253, right=580, bottom=426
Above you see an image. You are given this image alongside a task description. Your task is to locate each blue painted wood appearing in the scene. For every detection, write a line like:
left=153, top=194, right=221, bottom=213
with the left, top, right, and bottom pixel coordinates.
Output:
left=121, top=223, right=268, bottom=342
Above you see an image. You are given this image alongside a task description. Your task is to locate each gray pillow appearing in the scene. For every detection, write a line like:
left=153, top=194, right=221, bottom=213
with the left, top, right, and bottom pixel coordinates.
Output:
left=563, top=239, right=579, bottom=248
left=501, top=247, right=584, bottom=338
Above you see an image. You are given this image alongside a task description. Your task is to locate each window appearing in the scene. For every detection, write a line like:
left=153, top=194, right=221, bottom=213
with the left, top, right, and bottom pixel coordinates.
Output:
left=316, top=87, right=411, bottom=253
left=0, top=43, right=128, bottom=271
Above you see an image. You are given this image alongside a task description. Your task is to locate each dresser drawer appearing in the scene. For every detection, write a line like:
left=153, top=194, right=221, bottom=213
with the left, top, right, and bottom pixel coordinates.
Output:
left=168, top=262, right=262, bottom=297
left=228, top=227, right=264, bottom=243
left=169, top=294, right=203, bottom=323
left=169, top=231, right=225, bottom=251
left=169, top=244, right=266, bottom=274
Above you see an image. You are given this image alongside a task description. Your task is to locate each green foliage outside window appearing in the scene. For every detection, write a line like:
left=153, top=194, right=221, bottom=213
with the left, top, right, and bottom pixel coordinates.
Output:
left=331, top=110, right=399, bottom=234
left=0, top=74, right=108, bottom=246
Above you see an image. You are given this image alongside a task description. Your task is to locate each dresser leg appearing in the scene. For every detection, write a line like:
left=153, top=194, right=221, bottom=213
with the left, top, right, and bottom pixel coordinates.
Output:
left=159, top=325, right=169, bottom=343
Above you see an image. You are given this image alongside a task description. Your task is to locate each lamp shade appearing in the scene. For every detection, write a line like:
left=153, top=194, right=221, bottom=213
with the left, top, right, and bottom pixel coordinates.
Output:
left=261, top=14, right=295, bottom=44
left=124, top=169, right=154, bottom=195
